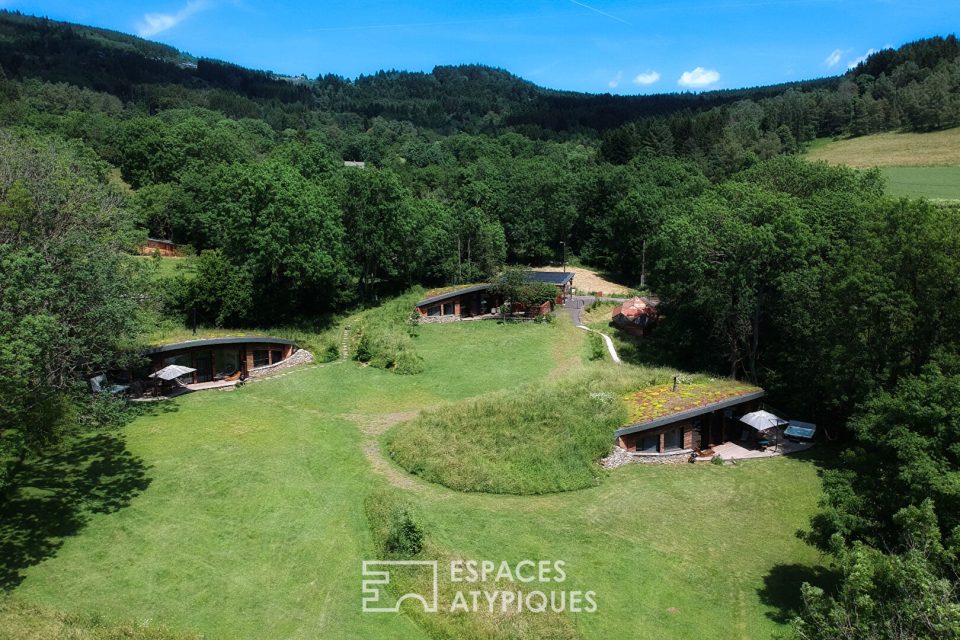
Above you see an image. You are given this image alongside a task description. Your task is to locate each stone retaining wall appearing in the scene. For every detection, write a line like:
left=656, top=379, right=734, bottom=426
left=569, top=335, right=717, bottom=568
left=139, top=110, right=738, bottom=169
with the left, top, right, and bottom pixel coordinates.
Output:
left=412, top=315, right=461, bottom=325
left=601, top=446, right=694, bottom=469
left=247, top=348, right=314, bottom=379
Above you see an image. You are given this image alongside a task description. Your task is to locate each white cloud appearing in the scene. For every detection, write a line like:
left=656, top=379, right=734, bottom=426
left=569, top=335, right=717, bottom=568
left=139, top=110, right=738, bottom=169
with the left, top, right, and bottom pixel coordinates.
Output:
left=678, top=66, right=720, bottom=89
left=824, top=48, right=843, bottom=67
left=608, top=70, right=623, bottom=89
left=847, top=48, right=877, bottom=69
left=137, top=0, right=209, bottom=37
left=632, top=70, right=661, bottom=86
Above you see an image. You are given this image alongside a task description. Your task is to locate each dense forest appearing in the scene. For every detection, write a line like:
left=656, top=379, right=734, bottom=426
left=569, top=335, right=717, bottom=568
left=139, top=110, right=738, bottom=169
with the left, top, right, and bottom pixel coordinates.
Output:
left=2, top=10, right=960, bottom=637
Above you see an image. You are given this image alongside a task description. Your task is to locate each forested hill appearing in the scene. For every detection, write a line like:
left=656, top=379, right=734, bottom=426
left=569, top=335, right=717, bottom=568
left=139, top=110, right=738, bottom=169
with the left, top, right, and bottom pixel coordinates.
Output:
left=0, top=9, right=837, bottom=134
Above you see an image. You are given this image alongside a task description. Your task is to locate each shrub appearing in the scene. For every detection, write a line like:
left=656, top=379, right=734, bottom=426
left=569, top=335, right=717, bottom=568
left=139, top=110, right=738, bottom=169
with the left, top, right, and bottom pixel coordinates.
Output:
left=350, top=289, right=425, bottom=374
left=587, top=331, right=606, bottom=360
left=77, top=391, right=146, bottom=430
left=364, top=488, right=425, bottom=557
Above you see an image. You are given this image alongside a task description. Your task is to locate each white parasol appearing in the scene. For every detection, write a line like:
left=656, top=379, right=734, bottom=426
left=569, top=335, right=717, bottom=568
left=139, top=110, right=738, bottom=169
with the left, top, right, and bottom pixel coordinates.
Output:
left=149, top=364, right=196, bottom=381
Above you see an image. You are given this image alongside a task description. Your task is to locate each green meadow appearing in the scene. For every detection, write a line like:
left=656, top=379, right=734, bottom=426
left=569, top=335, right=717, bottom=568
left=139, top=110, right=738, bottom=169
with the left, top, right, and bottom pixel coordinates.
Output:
left=881, top=165, right=960, bottom=200
left=805, top=128, right=960, bottom=200
left=2, top=319, right=827, bottom=639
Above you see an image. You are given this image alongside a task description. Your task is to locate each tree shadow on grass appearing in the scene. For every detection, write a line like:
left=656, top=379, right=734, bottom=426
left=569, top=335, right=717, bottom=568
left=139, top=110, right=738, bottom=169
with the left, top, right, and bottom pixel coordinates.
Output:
left=0, top=428, right=152, bottom=590
left=758, top=563, right=840, bottom=624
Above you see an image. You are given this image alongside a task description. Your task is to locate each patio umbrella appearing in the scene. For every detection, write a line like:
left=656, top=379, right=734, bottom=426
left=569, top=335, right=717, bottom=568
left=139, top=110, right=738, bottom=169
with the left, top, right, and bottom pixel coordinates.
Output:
left=149, top=364, right=196, bottom=381
left=740, top=409, right=787, bottom=452
left=739, top=409, right=788, bottom=431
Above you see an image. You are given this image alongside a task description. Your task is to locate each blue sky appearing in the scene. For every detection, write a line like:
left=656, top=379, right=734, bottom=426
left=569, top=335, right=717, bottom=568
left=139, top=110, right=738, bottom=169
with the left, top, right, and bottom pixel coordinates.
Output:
left=4, top=1, right=958, bottom=94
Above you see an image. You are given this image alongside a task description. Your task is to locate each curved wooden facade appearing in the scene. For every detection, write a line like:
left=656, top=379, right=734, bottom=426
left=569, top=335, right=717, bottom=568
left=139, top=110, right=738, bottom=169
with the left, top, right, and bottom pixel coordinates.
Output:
left=144, top=336, right=297, bottom=384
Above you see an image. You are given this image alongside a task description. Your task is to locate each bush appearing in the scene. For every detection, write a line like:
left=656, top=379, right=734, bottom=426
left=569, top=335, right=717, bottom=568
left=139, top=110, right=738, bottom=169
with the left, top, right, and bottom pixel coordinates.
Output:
left=350, top=289, right=425, bottom=374
left=364, top=488, right=425, bottom=557
left=587, top=331, right=606, bottom=360
left=77, top=391, right=146, bottom=430
left=319, top=338, right=341, bottom=363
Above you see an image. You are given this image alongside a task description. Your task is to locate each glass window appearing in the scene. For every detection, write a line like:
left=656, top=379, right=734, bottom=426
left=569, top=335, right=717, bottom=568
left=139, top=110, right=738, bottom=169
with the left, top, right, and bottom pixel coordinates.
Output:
left=443, top=302, right=455, bottom=315
left=428, top=305, right=441, bottom=317
left=164, top=353, right=192, bottom=367
left=664, top=428, right=683, bottom=451
left=163, top=353, right=194, bottom=383
left=253, top=349, right=269, bottom=368
left=194, top=350, right=213, bottom=382
left=271, top=350, right=283, bottom=364
left=214, top=349, right=240, bottom=376
left=640, top=434, right=659, bottom=453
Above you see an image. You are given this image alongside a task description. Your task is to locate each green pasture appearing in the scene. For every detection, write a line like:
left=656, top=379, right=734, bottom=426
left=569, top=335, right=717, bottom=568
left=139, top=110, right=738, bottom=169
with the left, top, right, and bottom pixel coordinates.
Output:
left=2, top=318, right=827, bottom=639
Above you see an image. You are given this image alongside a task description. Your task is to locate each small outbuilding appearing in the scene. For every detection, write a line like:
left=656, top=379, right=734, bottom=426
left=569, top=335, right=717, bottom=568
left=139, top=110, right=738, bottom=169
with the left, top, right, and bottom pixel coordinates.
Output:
left=413, top=271, right=574, bottom=321
left=611, top=296, right=658, bottom=336
left=140, top=238, right=182, bottom=257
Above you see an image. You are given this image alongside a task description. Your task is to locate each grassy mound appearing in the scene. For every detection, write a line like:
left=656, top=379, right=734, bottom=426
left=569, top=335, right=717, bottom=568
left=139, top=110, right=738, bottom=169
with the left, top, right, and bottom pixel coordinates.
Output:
left=350, top=289, right=426, bottom=374
left=386, top=367, right=680, bottom=494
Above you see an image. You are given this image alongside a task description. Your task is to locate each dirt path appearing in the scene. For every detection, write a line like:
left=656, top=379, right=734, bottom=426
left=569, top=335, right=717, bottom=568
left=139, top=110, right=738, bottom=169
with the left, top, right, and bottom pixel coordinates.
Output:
left=345, top=411, right=421, bottom=490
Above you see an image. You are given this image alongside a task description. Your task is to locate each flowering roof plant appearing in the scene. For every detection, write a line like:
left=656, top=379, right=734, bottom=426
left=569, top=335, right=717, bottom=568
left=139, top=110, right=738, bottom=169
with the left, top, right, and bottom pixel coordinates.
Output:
left=623, top=381, right=761, bottom=425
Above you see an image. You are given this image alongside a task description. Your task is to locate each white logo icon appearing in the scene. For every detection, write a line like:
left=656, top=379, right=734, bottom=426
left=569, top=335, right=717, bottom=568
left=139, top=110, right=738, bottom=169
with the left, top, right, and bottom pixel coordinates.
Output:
left=361, top=560, right=439, bottom=613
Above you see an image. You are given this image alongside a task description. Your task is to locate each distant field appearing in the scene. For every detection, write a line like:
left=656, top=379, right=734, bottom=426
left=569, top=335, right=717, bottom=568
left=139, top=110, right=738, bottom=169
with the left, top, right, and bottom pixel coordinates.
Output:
left=881, top=166, right=960, bottom=200
left=806, top=129, right=960, bottom=199
left=806, top=128, right=960, bottom=167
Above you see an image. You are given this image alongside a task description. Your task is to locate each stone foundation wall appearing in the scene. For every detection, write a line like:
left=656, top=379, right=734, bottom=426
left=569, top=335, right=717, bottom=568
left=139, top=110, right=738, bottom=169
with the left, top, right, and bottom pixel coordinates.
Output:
left=601, top=447, right=694, bottom=469
left=247, top=348, right=314, bottom=379
left=412, top=315, right=461, bottom=325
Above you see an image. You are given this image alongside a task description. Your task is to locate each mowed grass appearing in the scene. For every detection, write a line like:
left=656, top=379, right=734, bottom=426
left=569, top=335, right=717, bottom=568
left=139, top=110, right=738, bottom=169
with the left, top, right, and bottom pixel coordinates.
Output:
left=418, top=455, right=826, bottom=640
left=881, top=165, right=960, bottom=199
left=7, top=322, right=565, bottom=640
left=7, top=317, right=827, bottom=639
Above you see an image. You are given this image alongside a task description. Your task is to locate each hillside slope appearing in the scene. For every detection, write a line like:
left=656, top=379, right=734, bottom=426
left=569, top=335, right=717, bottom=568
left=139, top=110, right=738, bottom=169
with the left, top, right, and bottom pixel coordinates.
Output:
left=807, top=128, right=960, bottom=167
left=0, top=10, right=834, bottom=135
left=806, top=128, right=960, bottom=199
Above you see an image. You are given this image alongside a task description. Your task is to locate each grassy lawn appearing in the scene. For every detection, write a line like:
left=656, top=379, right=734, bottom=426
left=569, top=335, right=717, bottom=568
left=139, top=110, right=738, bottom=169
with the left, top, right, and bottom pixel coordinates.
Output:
left=417, top=455, right=825, bottom=640
left=135, top=255, right=194, bottom=281
left=881, top=166, right=960, bottom=200
left=5, top=316, right=827, bottom=639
